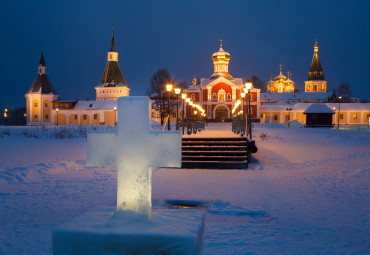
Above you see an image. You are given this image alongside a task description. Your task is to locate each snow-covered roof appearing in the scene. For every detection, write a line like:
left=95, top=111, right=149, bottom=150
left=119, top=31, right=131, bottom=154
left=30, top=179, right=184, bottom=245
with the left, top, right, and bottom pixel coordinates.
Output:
left=199, top=77, right=244, bottom=86
left=73, top=100, right=117, bottom=110
left=261, top=103, right=370, bottom=112
left=261, top=92, right=332, bottom=100
left=304, top=103, right=335, bottom=114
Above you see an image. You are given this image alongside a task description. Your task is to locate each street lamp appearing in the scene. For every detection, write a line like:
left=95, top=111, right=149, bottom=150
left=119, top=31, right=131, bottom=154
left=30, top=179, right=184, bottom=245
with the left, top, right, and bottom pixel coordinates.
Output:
left=245, top=80, right=252, bottom=139
left=114, top=106, right=117, bottom=126
left=338, top=96, right=342, bottom=129
left=56, top=108, right=59, bottom=126
left=333, top=107, right=336, bottom=126
left=175, top=88, right=181, bottom=131
left=4, top=109, right=8, bottom=126
left=181, top=93, right=187, bottom=135
left=286, top=107, right=292, bottom=128
left=166, top=84, right=173, bottom=131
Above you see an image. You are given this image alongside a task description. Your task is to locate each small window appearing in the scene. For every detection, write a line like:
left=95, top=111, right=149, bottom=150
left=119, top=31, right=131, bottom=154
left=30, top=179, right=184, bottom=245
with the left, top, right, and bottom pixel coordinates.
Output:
left=313, top=85, right=318, bottom=92
left=94, top=114, right=98, bottom=120
left=34, top=115, right=38, bottom=119
left=74, top=115, right=78, bottom=120
left=340, top=114, right=344, bottom=120
left=227, top=93, right=231, bottom=100
left=191, top=94, right=195, bottom=101
left=45, top=115, right=48, bottom=119
left=213, top=93, right=216, bottom=100
left=273, top=115, right=278, bottom=121
left=110, top=55, right=112, bottom=60
left=353, top=114, right=358, bottom=120
left=34, top=102, right=38, bottom=107
left=44, top=102, right=48, bottom=107
left=83, top=115, right=87, bottom=120
left=218, top=93, right=225, bottom=101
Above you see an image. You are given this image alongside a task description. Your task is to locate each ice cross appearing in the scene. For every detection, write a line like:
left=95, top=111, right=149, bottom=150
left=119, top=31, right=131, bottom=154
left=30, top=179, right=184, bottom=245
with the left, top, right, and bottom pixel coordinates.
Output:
left=86, top=97, right=181, bottom=219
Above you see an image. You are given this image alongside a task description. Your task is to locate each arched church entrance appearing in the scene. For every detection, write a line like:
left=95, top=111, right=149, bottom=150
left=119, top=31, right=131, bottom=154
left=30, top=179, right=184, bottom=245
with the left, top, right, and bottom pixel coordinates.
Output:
left=215, top=105, right=229, bottom=122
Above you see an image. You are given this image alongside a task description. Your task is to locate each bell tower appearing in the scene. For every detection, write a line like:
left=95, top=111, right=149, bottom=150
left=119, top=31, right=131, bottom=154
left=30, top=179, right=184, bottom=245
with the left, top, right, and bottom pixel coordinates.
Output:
left=96, top=25, right=130, bottom=101
left=305, top=40, right=327, bottom=92
left=25, top=52, right=59, bottom=125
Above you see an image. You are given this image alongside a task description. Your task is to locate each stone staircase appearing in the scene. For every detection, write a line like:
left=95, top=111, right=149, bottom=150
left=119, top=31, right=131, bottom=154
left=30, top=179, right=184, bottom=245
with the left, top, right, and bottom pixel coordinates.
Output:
left=181, top=137, right=251, bottom=169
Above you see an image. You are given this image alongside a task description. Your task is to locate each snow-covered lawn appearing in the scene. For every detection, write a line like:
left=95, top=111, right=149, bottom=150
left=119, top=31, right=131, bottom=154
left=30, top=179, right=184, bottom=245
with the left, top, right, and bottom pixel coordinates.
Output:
left=0, top=124, right=369, bottom=254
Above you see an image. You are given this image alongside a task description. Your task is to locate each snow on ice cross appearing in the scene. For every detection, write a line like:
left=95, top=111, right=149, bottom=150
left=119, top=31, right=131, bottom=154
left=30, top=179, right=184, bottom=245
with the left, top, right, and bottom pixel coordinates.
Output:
left=86, top=97, right=181, bottom=219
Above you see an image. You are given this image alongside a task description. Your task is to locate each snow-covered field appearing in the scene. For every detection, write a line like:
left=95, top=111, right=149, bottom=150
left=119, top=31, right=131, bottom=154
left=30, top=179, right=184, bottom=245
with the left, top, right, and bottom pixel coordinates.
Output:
left=0, top=123, right=369, bottom=254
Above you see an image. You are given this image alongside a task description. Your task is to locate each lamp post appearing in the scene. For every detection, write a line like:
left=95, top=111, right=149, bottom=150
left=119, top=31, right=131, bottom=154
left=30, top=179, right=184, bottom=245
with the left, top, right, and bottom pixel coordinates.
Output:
left=338, top=96, right=342, bottom=129
left=4, top=109, right=8, bottom=126
left=24, top=113, right=27, bottom=125
left=114, top=106, right=117, bottom=126
left=286, top=107, right=292, bottom=128
left=56, top=108, right=59, bottom=126
left=245, top=80, right=252, bottom=139
left=182, top=93, right=187, bottom=135
left=166, top=84, right=173, bottom=131
left=175, top=88, right=181, bottom=131
left=333, top=107, right=336, bottom=127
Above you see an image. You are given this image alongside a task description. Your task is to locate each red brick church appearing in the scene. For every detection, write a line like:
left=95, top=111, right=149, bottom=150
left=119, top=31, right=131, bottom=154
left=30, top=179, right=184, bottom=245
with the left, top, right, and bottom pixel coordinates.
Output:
left=184, top=41, right=260, bottom=122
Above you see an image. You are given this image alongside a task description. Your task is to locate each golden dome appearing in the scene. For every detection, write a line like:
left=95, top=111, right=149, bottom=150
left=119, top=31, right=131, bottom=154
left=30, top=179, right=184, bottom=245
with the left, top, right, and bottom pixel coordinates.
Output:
left=212, top=39, right=231, bottom=62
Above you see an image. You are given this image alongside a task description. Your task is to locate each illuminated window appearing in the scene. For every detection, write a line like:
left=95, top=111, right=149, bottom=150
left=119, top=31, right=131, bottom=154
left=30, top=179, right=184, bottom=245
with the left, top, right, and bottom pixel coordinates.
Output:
left=273, top=115, right=278, bottom=120
left=34, top=102, right=38, bottom=107
left=208, top=93, right=211, bottom=100
left=340, top=114, right=344, bottom=120
left=353, top=114, right=358, bottom=120
left=307, top=85, right=310, bottom=91
left=313, top=85, right=318, bottom=92
left=218, top=89, right=226, bottom=101
left=94, top=114, right=98, bottom=120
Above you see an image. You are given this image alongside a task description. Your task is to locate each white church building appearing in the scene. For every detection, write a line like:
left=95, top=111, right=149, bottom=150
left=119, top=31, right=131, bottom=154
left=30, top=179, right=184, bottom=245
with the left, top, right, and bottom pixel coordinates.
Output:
left=25, top=27, right=128, bottom=126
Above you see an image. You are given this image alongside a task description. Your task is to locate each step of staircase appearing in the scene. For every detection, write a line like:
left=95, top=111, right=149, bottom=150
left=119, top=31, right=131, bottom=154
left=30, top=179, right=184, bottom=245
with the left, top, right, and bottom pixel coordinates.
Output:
left=181, top=137, right=250, bottom=169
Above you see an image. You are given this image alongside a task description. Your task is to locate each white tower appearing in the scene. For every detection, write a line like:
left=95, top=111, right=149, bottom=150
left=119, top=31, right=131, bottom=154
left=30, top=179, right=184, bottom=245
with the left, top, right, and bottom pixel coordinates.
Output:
left=25, top=52, right=59, bottom=125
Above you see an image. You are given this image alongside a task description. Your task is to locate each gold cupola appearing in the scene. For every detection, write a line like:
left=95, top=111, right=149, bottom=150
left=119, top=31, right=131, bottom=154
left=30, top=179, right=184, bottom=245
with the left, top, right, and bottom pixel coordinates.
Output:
left=210, top=39, right=233, bottom=80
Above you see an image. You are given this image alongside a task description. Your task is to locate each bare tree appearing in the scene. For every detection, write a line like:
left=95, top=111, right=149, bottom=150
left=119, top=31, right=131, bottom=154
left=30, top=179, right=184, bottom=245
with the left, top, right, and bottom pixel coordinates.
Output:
left=249, top=75, right=266, bottom=92
left=147, top=69, right=173, bottom=125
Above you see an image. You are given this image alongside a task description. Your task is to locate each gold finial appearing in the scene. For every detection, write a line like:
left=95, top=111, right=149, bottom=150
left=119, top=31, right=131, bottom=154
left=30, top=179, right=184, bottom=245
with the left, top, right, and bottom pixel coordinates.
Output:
left=279, top=64, right=283, bottom=74
left=220, top=39, right=223, bottom=47
left=192, top=74, right=197, bottom=86
left=315, top=38, right=318, bottom=45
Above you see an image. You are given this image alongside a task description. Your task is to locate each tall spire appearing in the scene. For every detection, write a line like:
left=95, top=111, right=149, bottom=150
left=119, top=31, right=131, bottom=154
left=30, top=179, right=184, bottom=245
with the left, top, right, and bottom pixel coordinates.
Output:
left=39, top=51, right=46, bottom=66
left=110, top=24, right=116, bottom=52
left=308, top=40, right=325, bottom=80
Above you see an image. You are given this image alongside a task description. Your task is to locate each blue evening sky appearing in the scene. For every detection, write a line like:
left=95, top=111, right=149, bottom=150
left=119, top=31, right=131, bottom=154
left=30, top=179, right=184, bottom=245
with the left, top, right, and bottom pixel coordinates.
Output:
left=1, top=0, right=370, bottom=108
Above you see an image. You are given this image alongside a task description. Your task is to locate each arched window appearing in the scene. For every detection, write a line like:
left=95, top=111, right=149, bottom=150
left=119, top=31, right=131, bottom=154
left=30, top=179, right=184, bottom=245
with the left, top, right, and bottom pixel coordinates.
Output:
left=213, top=93, right=216, bottom=100
left=227, top=93, right=231, bottom=100
left=218, top=89, right=226, bottom=101
left=191, top=94, right=195, bottom=101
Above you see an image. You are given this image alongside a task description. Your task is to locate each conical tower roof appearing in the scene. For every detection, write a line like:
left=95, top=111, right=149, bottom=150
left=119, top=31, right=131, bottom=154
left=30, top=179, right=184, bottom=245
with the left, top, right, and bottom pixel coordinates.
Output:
left=28, top=52, right=58, bottom=94
left=99, top=26, right=127, bottom=86
left=307, top=41, right=325, bottom=80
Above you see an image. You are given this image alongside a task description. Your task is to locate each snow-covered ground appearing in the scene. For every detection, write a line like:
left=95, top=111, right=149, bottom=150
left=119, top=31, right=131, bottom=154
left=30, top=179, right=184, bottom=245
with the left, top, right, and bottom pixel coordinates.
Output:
left=0, top=123, right=369, bottom=254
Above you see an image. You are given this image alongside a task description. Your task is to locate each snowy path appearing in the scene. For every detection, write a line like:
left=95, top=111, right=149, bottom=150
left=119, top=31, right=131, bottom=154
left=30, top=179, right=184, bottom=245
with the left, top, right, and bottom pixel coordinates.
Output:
left=0, top=124, right=369, bottom=254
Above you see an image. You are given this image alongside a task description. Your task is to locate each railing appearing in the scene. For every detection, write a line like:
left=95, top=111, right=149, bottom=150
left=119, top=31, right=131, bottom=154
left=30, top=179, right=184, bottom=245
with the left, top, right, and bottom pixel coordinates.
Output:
left=162, top=115, right=170, bottom=131
left=181, top=118, right=205, bottom=135
left=232, top=115, right=246, bottom=137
